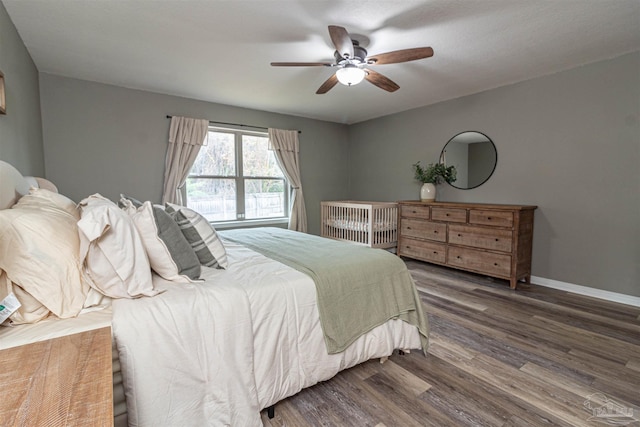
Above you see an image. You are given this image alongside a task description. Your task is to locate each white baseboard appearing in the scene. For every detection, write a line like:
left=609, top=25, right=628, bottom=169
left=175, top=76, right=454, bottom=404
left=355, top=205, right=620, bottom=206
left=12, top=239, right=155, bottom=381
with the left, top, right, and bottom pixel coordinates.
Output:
left=531, top=276, right=640, bottom=308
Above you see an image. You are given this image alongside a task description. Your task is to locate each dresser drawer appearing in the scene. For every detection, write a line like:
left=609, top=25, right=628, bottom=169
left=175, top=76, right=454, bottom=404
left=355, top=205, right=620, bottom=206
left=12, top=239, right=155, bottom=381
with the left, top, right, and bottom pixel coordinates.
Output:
left=449, top=224, right=513, bottom=252
left=400, top=219, right=446, bottom=242
left=431, top=207, right=467, bottom=223
left=400, top=204, right=430, bottom=219
left=469, top=209, right=514, bottom=228
left=448, top=246, right=511, bottom=277
left=399, top=237, right=446, bottom=263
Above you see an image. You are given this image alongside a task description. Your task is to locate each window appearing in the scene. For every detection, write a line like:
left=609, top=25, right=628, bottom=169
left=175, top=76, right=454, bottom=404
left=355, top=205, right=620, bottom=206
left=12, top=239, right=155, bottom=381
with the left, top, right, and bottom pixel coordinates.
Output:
left=186, top=127, right=288, bottom=223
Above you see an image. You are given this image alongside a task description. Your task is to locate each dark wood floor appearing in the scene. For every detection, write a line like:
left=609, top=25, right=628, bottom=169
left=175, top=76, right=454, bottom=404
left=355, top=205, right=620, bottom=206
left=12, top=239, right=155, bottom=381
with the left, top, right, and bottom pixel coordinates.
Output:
left=261, top=260, right=640, bottom=426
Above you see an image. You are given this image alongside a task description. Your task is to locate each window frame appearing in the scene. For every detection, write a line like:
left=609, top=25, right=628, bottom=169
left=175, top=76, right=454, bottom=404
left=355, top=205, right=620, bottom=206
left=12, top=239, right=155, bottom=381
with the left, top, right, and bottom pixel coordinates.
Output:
left=185, top=126, right=290, bottom=226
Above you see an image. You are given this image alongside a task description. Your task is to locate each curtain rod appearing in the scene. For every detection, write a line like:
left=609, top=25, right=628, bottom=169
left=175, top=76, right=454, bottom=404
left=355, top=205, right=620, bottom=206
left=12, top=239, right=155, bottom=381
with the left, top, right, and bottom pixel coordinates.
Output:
left=166, top=115, right=301, bottom=134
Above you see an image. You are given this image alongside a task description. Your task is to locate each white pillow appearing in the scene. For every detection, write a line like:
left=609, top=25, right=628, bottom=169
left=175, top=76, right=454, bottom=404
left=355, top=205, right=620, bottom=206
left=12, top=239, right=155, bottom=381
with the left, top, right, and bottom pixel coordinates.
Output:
left=166, top=203, right=228, bottom=269
left=121, top=199, right=201, bottom=282
left=0, top=195, right=89, bottom=321
left=14, top=187, right=79, bottom=219
left=78, top=194, right=159, bottom=299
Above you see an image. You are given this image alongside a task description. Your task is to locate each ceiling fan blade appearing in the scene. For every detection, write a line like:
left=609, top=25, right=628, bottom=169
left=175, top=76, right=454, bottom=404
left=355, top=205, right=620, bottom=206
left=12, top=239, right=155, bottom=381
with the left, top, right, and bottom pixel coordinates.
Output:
left=316, top=73, right=339, bottom=94
left=364, top=69, right=400, bottom=92
left=271, top=62, right=333, bottom=67
left=328, top=25, right=354, bottom=59
left=367, top=47, right=434, bottom=65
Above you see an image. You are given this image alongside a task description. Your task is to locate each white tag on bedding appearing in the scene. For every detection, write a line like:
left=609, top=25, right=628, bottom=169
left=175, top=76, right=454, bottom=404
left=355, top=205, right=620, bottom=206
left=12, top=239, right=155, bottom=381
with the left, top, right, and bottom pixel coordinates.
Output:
left=0, top=293, right=21, bottom=323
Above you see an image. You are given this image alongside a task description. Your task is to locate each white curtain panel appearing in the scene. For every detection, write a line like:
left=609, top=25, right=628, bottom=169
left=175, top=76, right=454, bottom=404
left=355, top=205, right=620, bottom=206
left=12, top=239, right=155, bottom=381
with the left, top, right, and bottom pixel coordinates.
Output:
left=162, top=116, right=208, bottom=205
left=268, top=128, right=308, bottom=233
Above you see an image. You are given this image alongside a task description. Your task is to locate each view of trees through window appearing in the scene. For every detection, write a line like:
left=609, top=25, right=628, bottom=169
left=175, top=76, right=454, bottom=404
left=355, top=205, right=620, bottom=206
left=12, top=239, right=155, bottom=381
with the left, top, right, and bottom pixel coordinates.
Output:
left=186, top=128, right=287, bottom=222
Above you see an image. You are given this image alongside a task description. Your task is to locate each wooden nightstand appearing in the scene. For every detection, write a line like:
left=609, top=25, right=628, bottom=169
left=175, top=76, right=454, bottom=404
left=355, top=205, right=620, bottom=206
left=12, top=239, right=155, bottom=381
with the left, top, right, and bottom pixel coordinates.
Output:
left=0, top=327, right=113, bottom=426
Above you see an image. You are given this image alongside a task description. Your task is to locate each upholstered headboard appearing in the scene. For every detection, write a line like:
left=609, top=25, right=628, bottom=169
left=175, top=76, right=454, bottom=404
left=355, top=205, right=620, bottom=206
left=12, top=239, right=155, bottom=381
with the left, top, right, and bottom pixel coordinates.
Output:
left=0, top=160, right=58, bottom=209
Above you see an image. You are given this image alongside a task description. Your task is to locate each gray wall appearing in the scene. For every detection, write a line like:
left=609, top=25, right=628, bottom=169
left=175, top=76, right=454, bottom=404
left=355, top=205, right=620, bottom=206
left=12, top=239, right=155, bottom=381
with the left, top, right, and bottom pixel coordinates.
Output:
left=0, top=2, right=43, bottom=175
left=348, top=52, right=640, bottom=297
left=39, top=74, right=349, bottom=235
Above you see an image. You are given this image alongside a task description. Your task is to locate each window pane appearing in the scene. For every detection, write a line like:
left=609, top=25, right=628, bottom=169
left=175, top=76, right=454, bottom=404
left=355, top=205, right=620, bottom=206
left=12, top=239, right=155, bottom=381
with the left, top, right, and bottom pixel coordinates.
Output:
left=244, top=179, right=285, bottom=219
left=186, top=178, right=236, bottom=221
left=242, top=135, right=284, bottom=177
left=191, top=131, right=235, bottom=176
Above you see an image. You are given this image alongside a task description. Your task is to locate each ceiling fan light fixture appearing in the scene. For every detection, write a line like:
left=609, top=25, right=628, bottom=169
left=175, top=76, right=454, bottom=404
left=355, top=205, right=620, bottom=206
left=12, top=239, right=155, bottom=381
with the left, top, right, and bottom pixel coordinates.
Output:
left=336, top=65, right=366, bottom=86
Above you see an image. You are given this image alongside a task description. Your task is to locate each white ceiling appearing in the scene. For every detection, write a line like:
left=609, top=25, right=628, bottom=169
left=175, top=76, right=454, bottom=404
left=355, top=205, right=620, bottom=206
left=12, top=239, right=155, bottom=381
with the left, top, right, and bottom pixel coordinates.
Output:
left=3, top=0, right=640, bottom=124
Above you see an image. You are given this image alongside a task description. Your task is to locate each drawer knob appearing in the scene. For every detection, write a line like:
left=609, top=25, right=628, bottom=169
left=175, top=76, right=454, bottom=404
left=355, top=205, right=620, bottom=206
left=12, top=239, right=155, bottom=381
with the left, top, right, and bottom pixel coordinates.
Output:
left=433, top=251, right=438, bottom=254
left=495, top=238, right=499, bottom=241
left=446, top=213, right=450, bottom=217
left=457, top=234, right=462, bottom=237
left=487, top=217, right=492, bottom=220
left=457, top=256, right=461, bottom=259
left=494, top=263, right=498, bottom=266
left=433, top=230, right=438, bottom=234
left=407, top=226, right=412, bottom=230
left=412, top=210, right=417, bottom=214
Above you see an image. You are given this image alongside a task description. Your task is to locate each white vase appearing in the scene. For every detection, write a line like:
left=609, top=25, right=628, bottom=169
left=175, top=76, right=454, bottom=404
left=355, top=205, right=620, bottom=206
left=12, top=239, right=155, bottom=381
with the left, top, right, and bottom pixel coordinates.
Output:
left=420, top=183, right=436, bottom=202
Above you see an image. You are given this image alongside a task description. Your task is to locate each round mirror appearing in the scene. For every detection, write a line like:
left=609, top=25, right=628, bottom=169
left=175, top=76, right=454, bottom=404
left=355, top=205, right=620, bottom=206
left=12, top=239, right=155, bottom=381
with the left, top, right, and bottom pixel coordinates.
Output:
left=439, top=131, right=497, bottom=189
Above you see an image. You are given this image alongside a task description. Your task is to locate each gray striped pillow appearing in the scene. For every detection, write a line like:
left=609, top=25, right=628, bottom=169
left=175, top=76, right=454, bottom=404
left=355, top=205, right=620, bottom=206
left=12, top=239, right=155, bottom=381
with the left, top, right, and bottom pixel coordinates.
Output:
left=166, top=204, right=228, bottom=269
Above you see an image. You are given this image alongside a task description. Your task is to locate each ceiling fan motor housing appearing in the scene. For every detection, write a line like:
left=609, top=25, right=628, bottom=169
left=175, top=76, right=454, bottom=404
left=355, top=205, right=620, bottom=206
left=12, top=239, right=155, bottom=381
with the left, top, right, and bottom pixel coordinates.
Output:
left=334, top=40, right=368, bottom=64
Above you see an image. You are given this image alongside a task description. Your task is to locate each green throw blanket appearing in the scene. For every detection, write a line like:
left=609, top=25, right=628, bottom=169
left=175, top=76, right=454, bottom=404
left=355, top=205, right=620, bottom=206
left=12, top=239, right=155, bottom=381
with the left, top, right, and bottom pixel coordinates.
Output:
left=220, top=228, right=429, bottom=354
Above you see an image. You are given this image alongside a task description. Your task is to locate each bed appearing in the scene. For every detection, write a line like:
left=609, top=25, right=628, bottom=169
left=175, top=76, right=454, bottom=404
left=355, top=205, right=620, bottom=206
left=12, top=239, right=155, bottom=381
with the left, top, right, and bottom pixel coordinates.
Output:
left=321, top=200, right=398, bottom=249
left=0, top=160, right=428, bottom=426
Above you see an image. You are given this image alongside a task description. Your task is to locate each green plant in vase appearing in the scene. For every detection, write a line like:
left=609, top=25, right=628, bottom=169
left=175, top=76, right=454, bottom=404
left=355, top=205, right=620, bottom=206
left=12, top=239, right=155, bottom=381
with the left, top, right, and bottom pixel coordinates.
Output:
left=412, top=162, right=457, bottom=202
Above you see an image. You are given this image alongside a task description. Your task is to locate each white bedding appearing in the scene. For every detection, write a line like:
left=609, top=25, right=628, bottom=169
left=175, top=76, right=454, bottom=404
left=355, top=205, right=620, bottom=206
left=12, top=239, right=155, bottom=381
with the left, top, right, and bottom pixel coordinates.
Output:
left=113, top=239, right=422, bottom=426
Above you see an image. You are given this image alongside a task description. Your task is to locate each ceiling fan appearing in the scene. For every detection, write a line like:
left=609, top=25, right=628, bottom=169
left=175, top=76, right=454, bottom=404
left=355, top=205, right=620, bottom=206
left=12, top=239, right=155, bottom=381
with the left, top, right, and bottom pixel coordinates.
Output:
left=271, top=25, right=434, bottom=94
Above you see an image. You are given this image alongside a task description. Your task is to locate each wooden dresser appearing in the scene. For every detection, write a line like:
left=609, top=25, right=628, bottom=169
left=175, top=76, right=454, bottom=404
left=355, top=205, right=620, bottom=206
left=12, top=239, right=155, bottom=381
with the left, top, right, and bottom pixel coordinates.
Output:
left=397, top=201, right=537, bottom=289
left=0, top=327, right=113, bottom=426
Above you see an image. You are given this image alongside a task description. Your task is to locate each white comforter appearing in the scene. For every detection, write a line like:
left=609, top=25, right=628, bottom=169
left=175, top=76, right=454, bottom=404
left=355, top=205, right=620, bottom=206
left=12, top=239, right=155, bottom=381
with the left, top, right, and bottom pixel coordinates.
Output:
left=113, top=240, right=422, bottom=426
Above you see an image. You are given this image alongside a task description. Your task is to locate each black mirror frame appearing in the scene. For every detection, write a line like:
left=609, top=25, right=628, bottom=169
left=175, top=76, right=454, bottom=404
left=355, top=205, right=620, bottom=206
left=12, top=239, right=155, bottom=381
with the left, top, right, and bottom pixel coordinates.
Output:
left=440, top=131, right=497, bottom=190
